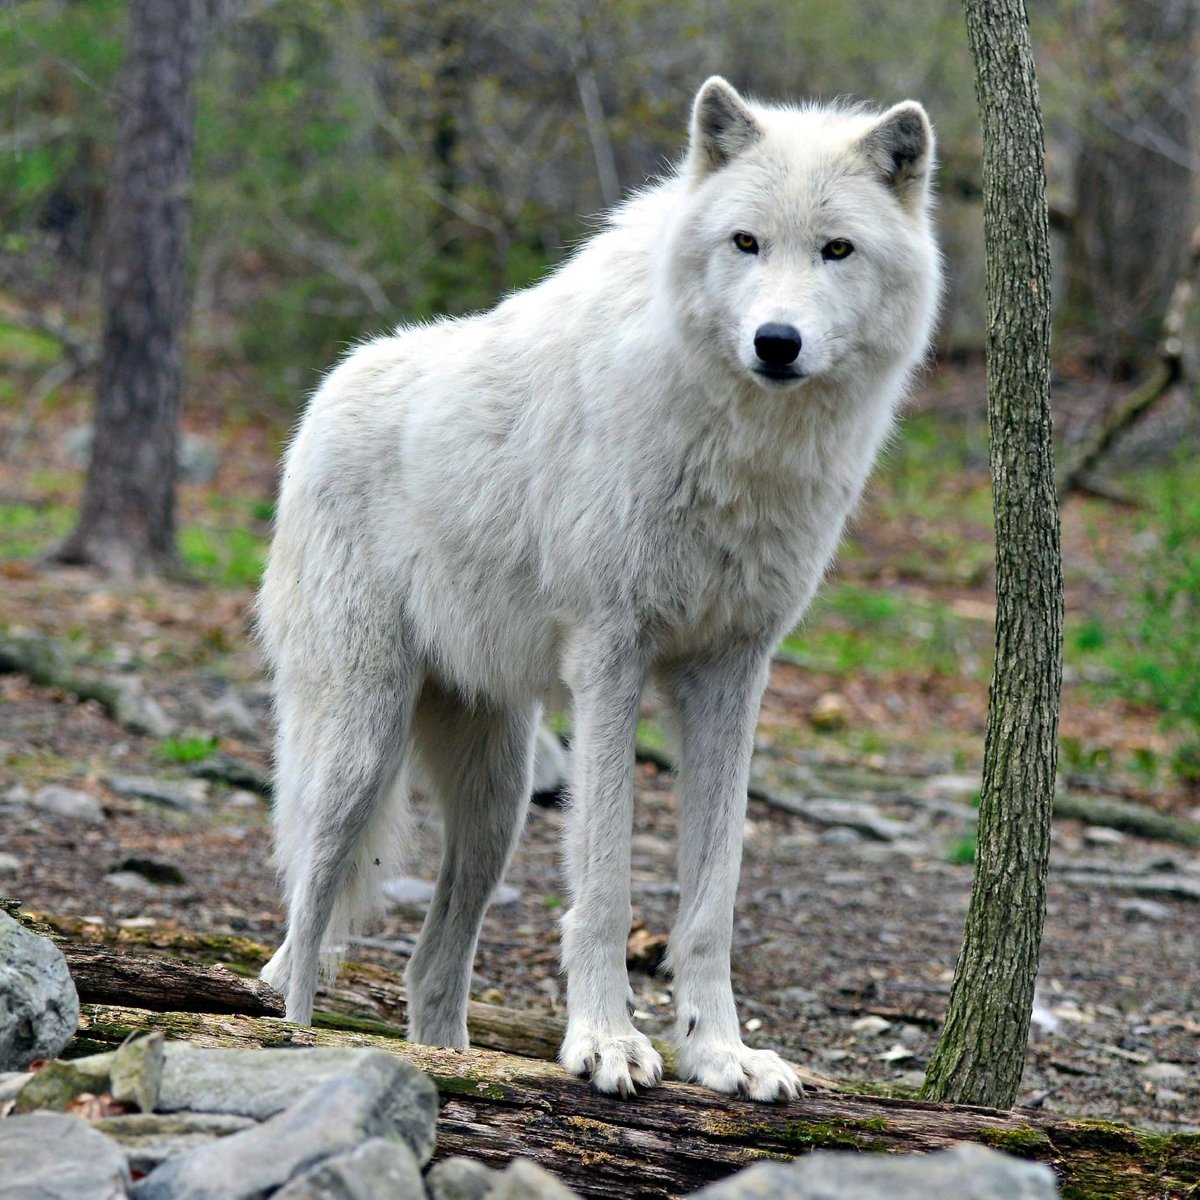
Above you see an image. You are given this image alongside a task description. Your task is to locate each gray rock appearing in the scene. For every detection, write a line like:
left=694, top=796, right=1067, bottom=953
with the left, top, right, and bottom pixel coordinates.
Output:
left=29, top=783, right=105, bottom=822
left=93, top=1113, right=256, bottom=1175
left=104, top=870, right=162, bottom=894
left=109, top=678, right=176, bottom=738
left=425, top=1156, right=498, bottom=1200
left=202, top=690, right=260, bottom=738
left=0, top=1111, right=132, bottom=1199
left=488, top=1160, right=581, bottom=1199
left=0, top=1069, right=31, bottom=1102
left=0, top=911, right=80, bottom=1070
left=156, top=1046, right=437, bottom=1164
left=107, top=775, right=206, bottom=811
left=1141, top=1061, right=1190, bottom=1083
left=110, top=1032, right=165, bottom=1113
left=383, top=876, right=520, bottom=910
left=67, top=424, right=219, bottom=485
left=273, top=1138, right=424, bottom=1199
left=690, top=1145, right=1058, bottom=1199
left=794, top=798, right=914, bottom=842
left=0, top=850, right=23, bottom=873
left=134, top=1071, right=434, bottom=1200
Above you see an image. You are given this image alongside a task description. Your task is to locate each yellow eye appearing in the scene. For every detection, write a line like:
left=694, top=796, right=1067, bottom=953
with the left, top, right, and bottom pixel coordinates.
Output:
left=822, top=239, right=855, bottom=261
left=732, top=232, right=759, bottom=255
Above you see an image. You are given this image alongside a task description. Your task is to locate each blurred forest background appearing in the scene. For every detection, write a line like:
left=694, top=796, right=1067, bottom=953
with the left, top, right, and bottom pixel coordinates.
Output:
left=0, top=0, right=1198, bottom=798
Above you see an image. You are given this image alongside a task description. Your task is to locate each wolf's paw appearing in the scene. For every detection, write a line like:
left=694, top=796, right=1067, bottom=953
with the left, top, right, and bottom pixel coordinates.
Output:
left=677, top=1042, right=802, bottom=1103
left=559, top=1027, right=664, bottom=1097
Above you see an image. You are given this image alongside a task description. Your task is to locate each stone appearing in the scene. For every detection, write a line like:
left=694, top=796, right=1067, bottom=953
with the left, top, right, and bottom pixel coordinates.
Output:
left=110, top=1032, right=165, bottom=1113
left=93, top=1113, right=257, bottom=1175
left=156, top=1046, right=438, bottom=1164
left=273, top=1138, right=425, bottom=1199
left=383, top=876, right=519, bottom=910
left=425, top=1156, right=498, bottom=1200
left=29, top=784, right=105, bottom=822
left=689, top=1144, right=1059, bottom=1199
left=12, top=1053, right=114, bottom=1114
left=1141, top=1062, right=1190, bottom=1083
left=109, top=678, right=176, bottom=738
left=134, top=1071, right=434, bottom=1200
left=0, top=1111, right=132, bottom=1199
left=107, top=775, right=204, bottom=811
left=0, top=912, right=80, bottom=1070
left=808, top=692, right=850, bottom=731
left=0, top=850, right=22, bottom=872
left=488, top=1159, right=582, bottom=1200
left=202, top=690, right=260, bottom=739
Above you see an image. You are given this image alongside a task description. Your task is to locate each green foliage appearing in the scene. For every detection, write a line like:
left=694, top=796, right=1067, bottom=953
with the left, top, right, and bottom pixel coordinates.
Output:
left=155, top=734, right=219, bottom=764
left=947, top=833, right=977, bottom=865
left=178, top=525, right=267, bottom=588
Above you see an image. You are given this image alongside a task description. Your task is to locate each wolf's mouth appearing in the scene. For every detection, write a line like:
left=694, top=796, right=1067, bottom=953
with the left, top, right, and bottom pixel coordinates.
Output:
left=753, top=365, right=806, bottom=384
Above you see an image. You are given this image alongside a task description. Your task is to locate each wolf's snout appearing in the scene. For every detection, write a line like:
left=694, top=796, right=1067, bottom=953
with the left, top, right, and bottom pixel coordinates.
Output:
left=753, top=323, right=802, bottom=367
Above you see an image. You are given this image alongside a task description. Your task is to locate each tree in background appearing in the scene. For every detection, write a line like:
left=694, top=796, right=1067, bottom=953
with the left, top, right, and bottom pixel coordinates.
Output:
left=921, top=0, right=1063, bottom=1108
left=52, top=0, right=205, bottom=578
left=1064, top=0, right=1197, bottom=379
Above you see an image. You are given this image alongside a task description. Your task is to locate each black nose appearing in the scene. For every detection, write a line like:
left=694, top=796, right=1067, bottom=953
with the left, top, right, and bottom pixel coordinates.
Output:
left=754, top=323, right=802, bottom=367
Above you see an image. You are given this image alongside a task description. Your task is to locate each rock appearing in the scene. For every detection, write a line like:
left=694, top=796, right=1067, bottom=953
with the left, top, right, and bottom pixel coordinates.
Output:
left=110, top=1033, right=165, bottom=1114
left=202, top=690, right=260, bottom=739
left=93, top=1113, right=256, bottom=1176
left=0, top=912, right=80, bottom=1070
left=849, top=1016, right=892, bottom=1037
left=800, top=799, right=913, bottom=842
left=0, top=1111, right=132, bottom=1199
left=808, top=692, right=850, bottom=731
left=1141, top=1062, right=1190, bottom=1083
left=1082, top=825, right=1127, bottom=846
left=488, top=1159, right=582, bottom=1200
left=273, top=1138, right=424, bottom=1200
left=29, top=784, right=105, bottom=822
left=104, top=871, right=162, bottom=894
left=425, top=1156, right=499, bottom=1200
left=107, top=775, right=207, bottom=811
left=0, top=1070, right=31, bottom=1103
left=67, top=424, right=219, bottom=485
left=134, top=1070, right=435, bottom=1200
left=1115, top=898, right=1171, bottom=921
left=156, top=1046, right=438, bottom=1164
left=0, top=850, right=22, bottom=873
left=382, top=876, right=520, bottom=910
left=110, top=857, right=188, bottom=886
left=109, top=678, right=176, bottom=738
left=12, top=1053, right=113, bottom=1114
left=690, top=1144, right=1059, bottom=1199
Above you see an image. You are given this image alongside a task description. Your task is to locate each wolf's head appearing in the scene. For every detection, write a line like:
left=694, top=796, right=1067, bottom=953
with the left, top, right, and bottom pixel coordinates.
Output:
left=664, top=77, right=941, bottom=396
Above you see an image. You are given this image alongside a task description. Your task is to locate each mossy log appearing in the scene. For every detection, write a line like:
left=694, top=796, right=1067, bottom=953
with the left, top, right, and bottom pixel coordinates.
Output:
left=71, top=1004, right=1199, bottom=1200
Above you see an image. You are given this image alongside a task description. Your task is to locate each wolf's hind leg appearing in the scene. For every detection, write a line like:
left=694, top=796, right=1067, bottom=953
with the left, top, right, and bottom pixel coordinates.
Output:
left=264, top=655, right=419, bottom=1026
left=405, top=687, right=537, bottom=1049
left=664, top=640, right=802, bottom=1102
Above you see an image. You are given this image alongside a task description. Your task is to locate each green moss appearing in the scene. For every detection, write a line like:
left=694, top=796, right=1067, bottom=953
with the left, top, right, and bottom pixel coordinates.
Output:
left=977, top=1126, right=1052, bottom=1154
left=312, top=1010, right=406, bottom=1040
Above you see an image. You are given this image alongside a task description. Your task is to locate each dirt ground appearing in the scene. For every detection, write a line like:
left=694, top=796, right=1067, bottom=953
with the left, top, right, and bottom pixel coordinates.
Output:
left=1, top=370, right=1198, bottom=1137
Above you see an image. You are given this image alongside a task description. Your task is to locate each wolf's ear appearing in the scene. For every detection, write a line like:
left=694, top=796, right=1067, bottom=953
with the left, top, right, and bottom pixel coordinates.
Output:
left=858, top=102, right=934, bottom=209
left=688, top=77, right=762, bottom=179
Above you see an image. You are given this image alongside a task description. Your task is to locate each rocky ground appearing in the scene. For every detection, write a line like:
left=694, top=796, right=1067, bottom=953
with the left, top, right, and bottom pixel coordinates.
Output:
left=1, top=368, right=1198, bottom=1143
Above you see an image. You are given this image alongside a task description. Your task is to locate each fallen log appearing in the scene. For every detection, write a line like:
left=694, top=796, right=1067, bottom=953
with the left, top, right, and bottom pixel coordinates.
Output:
left=70, top=1004, right=1200, bottom=1200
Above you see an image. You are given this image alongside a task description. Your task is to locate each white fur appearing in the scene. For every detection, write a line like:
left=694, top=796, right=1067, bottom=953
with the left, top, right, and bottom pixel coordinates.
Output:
left=259, top=77, right=941, bottom=1102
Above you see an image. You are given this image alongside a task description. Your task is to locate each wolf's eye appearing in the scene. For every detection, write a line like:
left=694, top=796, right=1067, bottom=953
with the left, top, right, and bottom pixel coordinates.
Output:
left=822, top=239, right=855, bottom=261
left=732, top=232, right=759, bottom=255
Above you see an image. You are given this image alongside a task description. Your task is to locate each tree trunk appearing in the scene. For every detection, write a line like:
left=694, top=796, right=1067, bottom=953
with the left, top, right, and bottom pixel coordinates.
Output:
left=68, top=1005, right=1200, bottom=1200
left=53, top=0, right=205, bottom=579
left=922, top=0, right=1063, bottom=1108
left=1066, top=0, right=1197, bottom=378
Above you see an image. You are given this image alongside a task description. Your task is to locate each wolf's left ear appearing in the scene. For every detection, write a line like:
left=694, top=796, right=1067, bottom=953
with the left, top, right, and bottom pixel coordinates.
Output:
left=688, top=77, right=763, bottom=180
left=858, top=102, right=934, bottom=209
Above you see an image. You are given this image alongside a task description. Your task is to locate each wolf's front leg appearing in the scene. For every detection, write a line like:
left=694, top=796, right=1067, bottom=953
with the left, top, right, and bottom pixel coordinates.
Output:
left=664, top=641, right=802, bottom=1102
left=558, top=639, right=663, bottom=1096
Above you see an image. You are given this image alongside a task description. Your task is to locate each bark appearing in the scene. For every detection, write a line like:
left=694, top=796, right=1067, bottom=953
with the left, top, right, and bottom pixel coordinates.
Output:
left=70, top=1004, right=1200, bottom=1200
left=922, top=1, right=1062, bottom=1108
left=53, top=0, right=206, bottom=579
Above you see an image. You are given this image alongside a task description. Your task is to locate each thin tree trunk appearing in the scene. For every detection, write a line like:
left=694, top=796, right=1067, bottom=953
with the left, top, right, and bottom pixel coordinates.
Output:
left=53, top=0, right=205, bottom=579
left=922, top=0, right=1063, bottom=1108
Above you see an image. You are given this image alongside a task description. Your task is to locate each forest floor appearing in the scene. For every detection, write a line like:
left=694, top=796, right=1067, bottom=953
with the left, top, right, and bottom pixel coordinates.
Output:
left=0, top=358, right=1198, bottom=1135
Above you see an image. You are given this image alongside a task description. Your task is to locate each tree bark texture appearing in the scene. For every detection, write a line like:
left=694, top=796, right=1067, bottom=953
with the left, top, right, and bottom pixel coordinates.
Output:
left=69, top=1005, right=1200, bottom=1200
left=54, top=0, right=205, bottom=578
left=922, top=0, right=1063, bottom=1108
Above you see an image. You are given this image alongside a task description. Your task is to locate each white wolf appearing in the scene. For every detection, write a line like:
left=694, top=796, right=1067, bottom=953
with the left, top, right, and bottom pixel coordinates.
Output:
left=259, top=77, right=940, bottom=1102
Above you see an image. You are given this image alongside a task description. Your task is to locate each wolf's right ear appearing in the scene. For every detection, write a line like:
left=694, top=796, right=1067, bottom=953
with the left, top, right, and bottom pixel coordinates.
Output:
left=688, top=77, right=762, bottom=180
left=857, top=102, right=935, bottom=210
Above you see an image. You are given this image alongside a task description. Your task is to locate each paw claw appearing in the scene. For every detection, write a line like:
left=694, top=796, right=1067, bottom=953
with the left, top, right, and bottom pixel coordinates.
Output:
left=560, top=1027, right=664, bottom=1098
left=677, top=1043, right=803, bottom=1103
